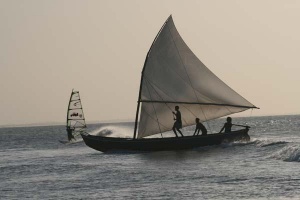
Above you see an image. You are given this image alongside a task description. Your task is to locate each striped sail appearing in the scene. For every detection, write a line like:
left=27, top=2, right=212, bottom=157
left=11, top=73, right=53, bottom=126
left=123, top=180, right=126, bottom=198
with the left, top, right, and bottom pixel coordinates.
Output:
left=66, top=90, right=86, bottom=139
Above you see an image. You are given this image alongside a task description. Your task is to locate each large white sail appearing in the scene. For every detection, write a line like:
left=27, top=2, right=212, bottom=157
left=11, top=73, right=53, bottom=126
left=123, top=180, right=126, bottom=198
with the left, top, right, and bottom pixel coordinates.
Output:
left=137, top=16, right=257, bottom=138
left=66, top=90, right=86, bottom=140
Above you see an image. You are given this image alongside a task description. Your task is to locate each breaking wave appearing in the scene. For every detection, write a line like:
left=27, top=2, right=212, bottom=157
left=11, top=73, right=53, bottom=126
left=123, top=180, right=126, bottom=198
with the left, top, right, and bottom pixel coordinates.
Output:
left=268, top=145, right=300, bottom=162
left=221, top=138, right=288, bottom=148
left=253, top=139, right=288, bottom=147
left=220, top=138, right=299, bottom=162
left=90, top=125, right=133, bottom=138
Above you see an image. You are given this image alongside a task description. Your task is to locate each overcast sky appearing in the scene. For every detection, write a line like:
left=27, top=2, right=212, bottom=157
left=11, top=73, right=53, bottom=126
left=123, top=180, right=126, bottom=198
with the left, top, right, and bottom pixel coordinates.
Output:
left=1, top=0, right=299, bottom=125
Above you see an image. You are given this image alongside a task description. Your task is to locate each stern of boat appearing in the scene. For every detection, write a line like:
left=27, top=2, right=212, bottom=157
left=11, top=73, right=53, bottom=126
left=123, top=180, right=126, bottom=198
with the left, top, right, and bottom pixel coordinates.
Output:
left=222, top=128, right=250, bottom=143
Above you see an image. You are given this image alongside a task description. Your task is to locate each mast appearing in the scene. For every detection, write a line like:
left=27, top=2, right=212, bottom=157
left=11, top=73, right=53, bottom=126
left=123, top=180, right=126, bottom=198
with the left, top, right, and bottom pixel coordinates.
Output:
left=66, top=89, right=74, bottom=129
left=133, top=15, right=172, bottom=139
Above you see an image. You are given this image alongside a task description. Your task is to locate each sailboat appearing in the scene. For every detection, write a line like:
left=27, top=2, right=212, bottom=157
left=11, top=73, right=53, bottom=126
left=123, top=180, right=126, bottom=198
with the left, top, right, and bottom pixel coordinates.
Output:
left=81, top=15, right=258, bottom=152
left=60, top=89, right=87, bottom=144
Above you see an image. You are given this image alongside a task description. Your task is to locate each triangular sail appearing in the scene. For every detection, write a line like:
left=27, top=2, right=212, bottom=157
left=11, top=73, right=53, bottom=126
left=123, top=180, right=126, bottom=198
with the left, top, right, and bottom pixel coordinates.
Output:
left=66, top=90, right=86, bottom=141
left=137, top=16, right=257, bottom=138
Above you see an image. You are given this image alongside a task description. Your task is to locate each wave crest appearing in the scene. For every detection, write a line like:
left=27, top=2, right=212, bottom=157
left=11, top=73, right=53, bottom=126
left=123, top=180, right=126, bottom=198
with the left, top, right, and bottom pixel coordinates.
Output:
left=253, top=139, right=288, bottom=147
left=222, top=139, right=289, bottom=148
left=269, top=145, right=300, bottom=162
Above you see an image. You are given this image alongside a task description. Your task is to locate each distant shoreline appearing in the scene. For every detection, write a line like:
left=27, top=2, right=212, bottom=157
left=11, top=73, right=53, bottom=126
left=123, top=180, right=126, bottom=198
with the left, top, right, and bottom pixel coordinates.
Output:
left=0, top=114, right=299, bottom=129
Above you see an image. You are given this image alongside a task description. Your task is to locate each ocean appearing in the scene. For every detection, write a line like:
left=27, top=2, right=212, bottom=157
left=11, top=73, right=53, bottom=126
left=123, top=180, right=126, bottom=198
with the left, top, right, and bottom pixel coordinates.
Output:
left=0, top=115, right=299, bottom=199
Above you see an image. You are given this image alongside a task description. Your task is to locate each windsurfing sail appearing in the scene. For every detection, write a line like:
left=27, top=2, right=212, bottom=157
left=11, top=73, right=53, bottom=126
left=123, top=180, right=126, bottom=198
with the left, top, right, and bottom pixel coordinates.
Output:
left=134, top=15, right=258, bottom=139
left=66, top=90, right=87, bottom=141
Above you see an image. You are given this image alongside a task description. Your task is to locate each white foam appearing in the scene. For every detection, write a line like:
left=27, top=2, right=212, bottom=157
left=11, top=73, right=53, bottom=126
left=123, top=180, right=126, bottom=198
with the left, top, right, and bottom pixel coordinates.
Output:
left=59, top=138, right=83, bottom=145
left=89, top=125, right=133, bottom=138
left=269, top=145, right=300, bottom=162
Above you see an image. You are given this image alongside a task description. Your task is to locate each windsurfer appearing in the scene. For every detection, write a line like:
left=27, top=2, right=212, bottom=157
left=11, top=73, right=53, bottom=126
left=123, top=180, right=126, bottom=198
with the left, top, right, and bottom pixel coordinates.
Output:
left=219, top=117, right=233, bottom=133
left=172, top=106, right=184, bottom=137
left=193, top=118, right=207, bottom=136
left=67, top=127, right=76, bottom=141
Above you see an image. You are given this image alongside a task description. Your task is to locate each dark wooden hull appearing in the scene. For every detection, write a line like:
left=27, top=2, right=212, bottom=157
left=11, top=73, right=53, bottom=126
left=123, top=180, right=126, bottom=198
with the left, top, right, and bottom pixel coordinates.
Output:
left=81, top=128, right=250, bottom=152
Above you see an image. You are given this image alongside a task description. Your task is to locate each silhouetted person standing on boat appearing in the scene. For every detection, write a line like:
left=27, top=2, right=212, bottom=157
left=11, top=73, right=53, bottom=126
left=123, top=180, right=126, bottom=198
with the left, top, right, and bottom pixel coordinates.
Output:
left=172, top=106, right=184, bottom=137
left=219, top=117, right=233, bottom=133
left=67, top=127, right=76, bottom=141
left=193, top=118, right=207, bottom=136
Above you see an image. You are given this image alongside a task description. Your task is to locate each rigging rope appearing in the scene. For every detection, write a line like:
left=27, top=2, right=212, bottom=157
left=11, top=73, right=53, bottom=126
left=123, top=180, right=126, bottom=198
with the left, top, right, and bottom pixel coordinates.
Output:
left=167, top=25, right=212, bottom=134
left=145, top=79, right=163, bottom=138
left=145, top=76, right=195, bottom=131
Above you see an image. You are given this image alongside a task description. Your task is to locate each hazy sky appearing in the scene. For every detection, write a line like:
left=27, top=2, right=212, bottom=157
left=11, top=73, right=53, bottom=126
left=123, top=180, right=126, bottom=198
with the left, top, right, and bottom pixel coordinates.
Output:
left=1, top=0, right=299, bottom=125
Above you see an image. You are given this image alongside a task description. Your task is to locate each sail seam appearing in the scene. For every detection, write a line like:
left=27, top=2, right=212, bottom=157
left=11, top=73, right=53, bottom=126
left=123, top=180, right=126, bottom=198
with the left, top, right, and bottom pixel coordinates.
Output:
left=139, top=107, right=169, bottom=137
left=134, top=16, right=172, bottom=139
left=166, top=24, right=202, bottom=101
left=145, top=79, right=163, bottom=136
left=146, top=19, right=216, bottom=103
left=147, top=56, right=200, bottom=99
left=144, top=77, right=199, bottom=118
left=149, top=55, right=216, bottom=103
left=166, top=23, right=213, bottom=131
left=167, top=23, right=255, bottom=107
left=144, top=78, right=196, bottom=131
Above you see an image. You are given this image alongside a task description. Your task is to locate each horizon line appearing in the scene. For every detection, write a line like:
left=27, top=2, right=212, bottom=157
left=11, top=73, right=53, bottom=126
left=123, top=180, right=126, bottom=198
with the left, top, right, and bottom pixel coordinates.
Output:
left=0, top=113, right=299, bottom=129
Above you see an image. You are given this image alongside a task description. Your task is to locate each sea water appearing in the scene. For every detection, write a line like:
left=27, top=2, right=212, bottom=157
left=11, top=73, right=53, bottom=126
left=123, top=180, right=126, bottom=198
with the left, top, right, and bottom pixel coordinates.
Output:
left=0, top=115, right=299, bottom=199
